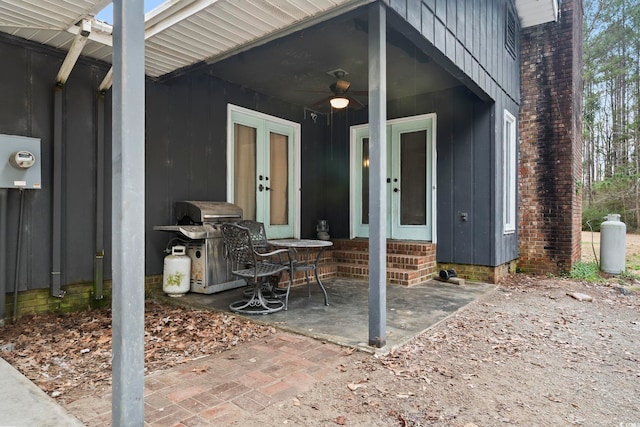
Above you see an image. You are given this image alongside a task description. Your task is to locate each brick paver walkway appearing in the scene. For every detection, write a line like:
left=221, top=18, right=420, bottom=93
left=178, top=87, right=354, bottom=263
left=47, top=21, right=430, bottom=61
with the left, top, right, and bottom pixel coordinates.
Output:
left=65, top=332, right=347, bottom=426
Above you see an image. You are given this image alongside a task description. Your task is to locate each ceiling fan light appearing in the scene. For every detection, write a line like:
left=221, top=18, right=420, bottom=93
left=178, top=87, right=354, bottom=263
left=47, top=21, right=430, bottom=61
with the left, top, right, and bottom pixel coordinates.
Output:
left=330, top=97, right=349, bottom=109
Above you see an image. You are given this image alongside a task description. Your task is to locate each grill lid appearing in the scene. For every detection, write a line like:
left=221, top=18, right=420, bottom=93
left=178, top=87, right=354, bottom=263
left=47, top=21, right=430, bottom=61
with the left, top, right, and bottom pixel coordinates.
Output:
left=175, top=201, right=242, bottom=224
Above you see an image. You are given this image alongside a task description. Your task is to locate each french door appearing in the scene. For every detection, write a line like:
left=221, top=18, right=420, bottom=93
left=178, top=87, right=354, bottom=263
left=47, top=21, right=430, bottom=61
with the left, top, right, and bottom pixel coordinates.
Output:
left=227, top=105, right=300, bottom=238
left=351, top=114, right=436, bottom=241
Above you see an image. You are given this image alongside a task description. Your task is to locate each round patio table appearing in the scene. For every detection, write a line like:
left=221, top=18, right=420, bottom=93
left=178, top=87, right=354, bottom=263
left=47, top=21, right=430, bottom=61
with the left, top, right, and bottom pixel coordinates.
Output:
left=267, top=239, right=332, bottom=306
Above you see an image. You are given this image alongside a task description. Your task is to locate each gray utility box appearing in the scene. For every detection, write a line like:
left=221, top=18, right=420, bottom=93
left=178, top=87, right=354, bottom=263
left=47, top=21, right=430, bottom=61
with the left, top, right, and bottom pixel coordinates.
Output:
left=0, top=134, right=42, bottom=189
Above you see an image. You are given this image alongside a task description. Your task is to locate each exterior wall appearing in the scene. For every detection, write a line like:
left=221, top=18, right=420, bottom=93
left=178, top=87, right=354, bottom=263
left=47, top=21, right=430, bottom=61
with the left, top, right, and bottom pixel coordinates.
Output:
left=385, top=0, right=520, bottom=103
left=0, top=34, right=108, bottom=292
left=0, top=0, right=579, bottom=313
left=518, top=0, right=583, bottom=274
left=0, top=34, right=330, bottom=299
left=327, top=86, right=497, bottom=266
left=437, top=261, right=516, bottom=284
left=385, top=0, right=522, bottom=266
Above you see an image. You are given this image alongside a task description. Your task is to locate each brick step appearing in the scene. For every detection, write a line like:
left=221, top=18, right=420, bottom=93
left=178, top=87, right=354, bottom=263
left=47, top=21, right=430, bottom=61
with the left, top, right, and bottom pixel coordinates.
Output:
left=335, top=263, right=435, bottom=286
left=332, top=249, right=435, bottom=271
left=332, top=239, right=435, bottom=257
left=274, top=239, right=437, bottom=287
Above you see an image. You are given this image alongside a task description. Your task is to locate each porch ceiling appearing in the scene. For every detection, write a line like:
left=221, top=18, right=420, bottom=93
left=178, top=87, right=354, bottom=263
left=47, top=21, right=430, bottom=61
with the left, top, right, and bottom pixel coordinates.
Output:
left=0, top=0, right=558, bottom=111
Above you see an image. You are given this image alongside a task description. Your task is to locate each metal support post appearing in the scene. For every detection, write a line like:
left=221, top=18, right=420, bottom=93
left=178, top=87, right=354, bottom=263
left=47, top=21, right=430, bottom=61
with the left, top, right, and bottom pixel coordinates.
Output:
left=111, top=0, right=146, bottom=424
left=368, top=3, right=387, bottom=348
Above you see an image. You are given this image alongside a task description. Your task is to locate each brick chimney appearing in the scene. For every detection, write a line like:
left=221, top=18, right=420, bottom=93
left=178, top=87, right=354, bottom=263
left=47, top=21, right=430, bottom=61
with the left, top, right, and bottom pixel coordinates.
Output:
left=518, top=0, right=583, bottom=274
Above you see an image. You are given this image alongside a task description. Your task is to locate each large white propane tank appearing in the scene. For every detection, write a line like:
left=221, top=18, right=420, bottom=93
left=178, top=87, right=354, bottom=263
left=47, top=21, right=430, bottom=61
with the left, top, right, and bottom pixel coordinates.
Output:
left=600, top=214, right=626, bottom=274
left=163, top=245, right=191, bottom=296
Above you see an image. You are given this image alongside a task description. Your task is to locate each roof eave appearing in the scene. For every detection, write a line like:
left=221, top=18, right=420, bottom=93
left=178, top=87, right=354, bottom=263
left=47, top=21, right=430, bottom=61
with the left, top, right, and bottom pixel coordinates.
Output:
left=515, top=0, right=559, bottom=28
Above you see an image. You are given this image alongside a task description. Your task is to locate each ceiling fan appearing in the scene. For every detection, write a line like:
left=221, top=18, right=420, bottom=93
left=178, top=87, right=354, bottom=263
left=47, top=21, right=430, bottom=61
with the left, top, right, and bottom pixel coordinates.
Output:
left=307, top=70, right=367, bottom=110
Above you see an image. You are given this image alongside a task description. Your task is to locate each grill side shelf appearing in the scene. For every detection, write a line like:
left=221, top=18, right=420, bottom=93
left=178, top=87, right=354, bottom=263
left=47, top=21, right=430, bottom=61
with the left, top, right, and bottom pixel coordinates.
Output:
left=153, top=225, right=218, bottom=240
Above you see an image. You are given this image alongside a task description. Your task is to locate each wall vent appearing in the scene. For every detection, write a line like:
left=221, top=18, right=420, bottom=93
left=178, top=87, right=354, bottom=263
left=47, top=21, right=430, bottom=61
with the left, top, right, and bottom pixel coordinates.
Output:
left=505, top=6, right=517, bottom=58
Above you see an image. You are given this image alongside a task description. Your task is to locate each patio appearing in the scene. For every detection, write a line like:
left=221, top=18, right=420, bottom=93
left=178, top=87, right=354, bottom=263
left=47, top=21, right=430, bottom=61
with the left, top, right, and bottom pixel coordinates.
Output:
left=161, top=278, right=497, bottom=352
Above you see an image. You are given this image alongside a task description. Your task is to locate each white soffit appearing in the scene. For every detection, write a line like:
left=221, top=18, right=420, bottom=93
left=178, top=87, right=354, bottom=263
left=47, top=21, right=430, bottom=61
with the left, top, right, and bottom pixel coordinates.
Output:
left=0, top=0, right=113, bottom=62
left=143, top=0, right=364, bottom=78
left=0, top=0, right=367, bottom=79
left=515, top=0, right=559, bottom=28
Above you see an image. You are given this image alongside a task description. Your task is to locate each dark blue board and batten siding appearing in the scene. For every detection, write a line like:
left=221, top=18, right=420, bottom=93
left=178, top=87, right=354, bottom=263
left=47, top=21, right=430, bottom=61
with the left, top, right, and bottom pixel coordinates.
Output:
left=0, top=32, right=329, bottom=292
left=386, top=0, right=520, bottom=266
left=0, top=35, right=112, bottom=290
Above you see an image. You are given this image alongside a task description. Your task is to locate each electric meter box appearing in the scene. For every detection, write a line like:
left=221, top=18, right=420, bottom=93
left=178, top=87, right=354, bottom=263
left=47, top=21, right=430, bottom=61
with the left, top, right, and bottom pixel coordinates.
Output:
left=0, top=134, right=42, bottom=189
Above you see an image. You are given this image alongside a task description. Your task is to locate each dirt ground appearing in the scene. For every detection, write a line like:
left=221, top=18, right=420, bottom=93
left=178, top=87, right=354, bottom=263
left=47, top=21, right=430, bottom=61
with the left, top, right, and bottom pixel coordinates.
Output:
left=1, top=235, right=639, bottom=426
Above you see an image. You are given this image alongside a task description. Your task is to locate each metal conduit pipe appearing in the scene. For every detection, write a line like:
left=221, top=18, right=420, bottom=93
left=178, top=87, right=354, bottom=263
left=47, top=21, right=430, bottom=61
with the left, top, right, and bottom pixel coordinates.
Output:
left=51, top=85, right=65, bottom=298
left=0, top=189, right=7, bottom=324
left=12, top=189, right=25, bottom=321
left=94, top=91, right=106, bottom=300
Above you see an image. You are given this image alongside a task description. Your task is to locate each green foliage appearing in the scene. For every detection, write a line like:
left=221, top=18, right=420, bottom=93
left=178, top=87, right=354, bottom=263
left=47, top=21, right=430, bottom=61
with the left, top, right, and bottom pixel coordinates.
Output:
left=582, top=172, right=638, bottom=231
left=582, top=206, right=608, bottom=231
left=569, top=261, right=604, bottom=283
left=582, top=0, right=640, bottom=233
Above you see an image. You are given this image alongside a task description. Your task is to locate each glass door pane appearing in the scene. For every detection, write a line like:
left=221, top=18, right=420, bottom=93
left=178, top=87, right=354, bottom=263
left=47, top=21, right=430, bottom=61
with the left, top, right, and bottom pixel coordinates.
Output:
left=400, top=130, right=427, bottom=225
left=234, top=123, right=257, bottom=220
left=361, top=137, right=370, bottom=225
left=269, top=132, right=288, bottom=226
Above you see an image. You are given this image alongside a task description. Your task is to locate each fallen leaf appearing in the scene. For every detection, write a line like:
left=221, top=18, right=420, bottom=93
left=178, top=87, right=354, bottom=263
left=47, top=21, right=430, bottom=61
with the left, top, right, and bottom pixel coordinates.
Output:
left=96, top=335, right=111, bottom=344
left=347, top=383, right=367, bottom=391
left=192, top=366, right=209, bottom=374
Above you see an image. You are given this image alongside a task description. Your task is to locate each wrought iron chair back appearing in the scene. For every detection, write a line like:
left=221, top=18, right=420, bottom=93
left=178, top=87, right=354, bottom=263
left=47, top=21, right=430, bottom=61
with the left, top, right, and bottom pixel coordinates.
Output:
left=221, top=223, right=256, bottom=268
left=236, top=220, right=269, bottom=253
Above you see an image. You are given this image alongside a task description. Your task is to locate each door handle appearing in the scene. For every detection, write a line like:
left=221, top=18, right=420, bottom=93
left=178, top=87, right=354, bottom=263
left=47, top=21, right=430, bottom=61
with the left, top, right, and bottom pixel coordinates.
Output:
left=258, top=184, right=264, bottom=192
left=394, top=188, right=399, bottom=193
left=265, top=186, right=271, bottom=191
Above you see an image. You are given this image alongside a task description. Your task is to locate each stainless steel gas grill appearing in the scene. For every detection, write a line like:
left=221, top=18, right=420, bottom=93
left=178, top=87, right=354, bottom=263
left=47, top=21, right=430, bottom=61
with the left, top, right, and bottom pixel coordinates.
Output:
left=154, top=201, right=244, bottom=294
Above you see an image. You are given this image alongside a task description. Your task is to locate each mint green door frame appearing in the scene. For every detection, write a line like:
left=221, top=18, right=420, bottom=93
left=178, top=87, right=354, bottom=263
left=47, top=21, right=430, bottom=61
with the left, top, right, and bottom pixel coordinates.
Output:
left=350, top=114, right=436, bottom=241
left=227, top=104, right=300, bottom=238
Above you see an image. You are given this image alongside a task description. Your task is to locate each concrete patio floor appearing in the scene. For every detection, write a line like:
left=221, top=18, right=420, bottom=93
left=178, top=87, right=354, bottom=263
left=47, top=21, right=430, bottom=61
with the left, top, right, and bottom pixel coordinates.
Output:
left=169, top=278, right=497, bottom=352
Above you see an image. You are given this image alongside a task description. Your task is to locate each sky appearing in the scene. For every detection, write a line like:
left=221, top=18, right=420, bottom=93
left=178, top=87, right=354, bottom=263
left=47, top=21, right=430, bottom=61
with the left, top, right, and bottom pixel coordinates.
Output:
left=95, top=0, right=167, bottom=24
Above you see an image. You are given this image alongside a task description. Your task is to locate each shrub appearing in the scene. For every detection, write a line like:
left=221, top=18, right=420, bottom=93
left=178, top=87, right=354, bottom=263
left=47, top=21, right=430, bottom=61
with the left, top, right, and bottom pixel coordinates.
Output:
left=569, top=261, right=604, bottom=282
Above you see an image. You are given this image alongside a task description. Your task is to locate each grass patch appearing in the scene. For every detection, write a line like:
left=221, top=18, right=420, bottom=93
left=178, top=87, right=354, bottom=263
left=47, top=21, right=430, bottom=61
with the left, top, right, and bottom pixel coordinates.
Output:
left=569, top=261, right=604, bottom=283
left=627, top=254, right=640, bottom=271
left=619, top=270, right=640, bottom=281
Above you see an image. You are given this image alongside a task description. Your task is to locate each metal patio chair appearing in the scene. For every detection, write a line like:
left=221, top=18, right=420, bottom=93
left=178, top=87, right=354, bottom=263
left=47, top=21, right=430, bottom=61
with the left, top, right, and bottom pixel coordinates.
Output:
left=221, top=223, right=294, bottom=314
left=236, top=219, right=286, bottom=299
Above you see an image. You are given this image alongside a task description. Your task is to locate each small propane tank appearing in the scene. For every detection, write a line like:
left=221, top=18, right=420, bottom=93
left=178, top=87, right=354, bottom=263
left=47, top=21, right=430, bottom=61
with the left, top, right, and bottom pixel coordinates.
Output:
left=600, top=214, right=626, bottom=274
left=163, top=245, right=191, bottom=297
